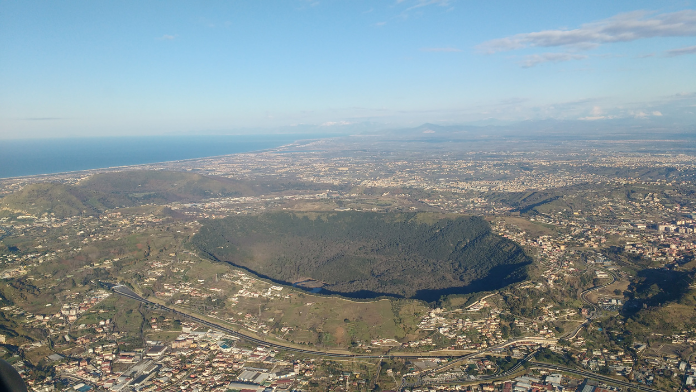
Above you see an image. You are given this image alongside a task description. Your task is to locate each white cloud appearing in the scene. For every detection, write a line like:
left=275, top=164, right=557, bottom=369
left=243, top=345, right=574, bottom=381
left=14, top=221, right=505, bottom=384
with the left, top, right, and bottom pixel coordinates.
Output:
left=579, top=107, right=610, bottom=120
left=519, top=52, right=588, bottom=67
left=664, top=44, right=696, bottom=57
left=579, top=107, right=667, bottom=121
left=420, top=47, right=461, bottom=52
left=157, top=34, right=176, bottom=40
left=478, top=10, right=696, bottom=54
left=403, top=0, right=452, bottom=11
left=321, top=121, right=353, bottom=126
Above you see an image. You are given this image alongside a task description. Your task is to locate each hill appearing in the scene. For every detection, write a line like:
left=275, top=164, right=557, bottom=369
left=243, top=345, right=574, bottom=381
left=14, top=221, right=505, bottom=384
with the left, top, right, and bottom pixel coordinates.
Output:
left=621, top=268, right=696, bottom=335
left=0, top=170, right=333, bottom=218
left=191, top=212, right=532, bottom=301
left=0, top=183, right=107, bottom=218
left=78, top=170, right=255, bottom=203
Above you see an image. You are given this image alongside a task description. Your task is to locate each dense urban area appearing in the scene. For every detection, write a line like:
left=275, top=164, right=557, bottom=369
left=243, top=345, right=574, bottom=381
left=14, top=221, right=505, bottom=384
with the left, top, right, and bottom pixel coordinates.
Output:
left=2, top=133, right=696, bottom=392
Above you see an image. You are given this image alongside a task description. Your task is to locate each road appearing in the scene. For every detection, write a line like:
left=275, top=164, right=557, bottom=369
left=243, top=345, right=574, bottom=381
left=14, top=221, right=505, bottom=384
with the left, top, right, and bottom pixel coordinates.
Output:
left=529, top=361, right=665, bottom=392
left=106, top=282, right=668, bottom=392
left=0, top=226, right=12, bottom=242
left=477, top=350, right=537, bottom=381
left=427, top=336, right=557, bottom=375
left=407, top=355, right=667, bottom=392
left=563, top=268, right=617, bottom=340
left=108, top=282, right=553, bottom=361
left=399, top=350, right=541, bottom=390
left=108, top=283, right=408, bottom=359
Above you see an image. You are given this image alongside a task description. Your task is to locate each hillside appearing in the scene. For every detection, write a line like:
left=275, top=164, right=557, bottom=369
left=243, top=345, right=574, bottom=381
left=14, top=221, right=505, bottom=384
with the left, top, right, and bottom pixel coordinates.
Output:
left=78, top=170, right=256, bottom=203
left=621, top=268, right=696, bottom=335
left=0, top=170, right=331, bottom=218
left=191, top=212, right=532, bottom=301
left=0, top=183, right=106, bottom=218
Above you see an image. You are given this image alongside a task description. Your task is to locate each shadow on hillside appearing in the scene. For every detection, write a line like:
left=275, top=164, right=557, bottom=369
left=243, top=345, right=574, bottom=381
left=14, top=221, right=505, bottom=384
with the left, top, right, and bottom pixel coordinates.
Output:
left=218, top=257, right=529, bottom=303
left=412, top=262, right=531, bottom=302
left=622, top=268, right=694, bottom=316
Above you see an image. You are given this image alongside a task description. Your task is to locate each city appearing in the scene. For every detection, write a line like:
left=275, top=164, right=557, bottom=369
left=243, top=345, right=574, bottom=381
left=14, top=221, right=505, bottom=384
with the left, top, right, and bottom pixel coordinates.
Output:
left=1, top=136, right=696, bottom=391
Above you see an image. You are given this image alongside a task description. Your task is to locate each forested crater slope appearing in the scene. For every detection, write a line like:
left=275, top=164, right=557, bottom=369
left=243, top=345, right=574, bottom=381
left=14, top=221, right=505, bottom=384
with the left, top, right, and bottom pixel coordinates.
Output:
left=192, top=212, right=531, bottom=301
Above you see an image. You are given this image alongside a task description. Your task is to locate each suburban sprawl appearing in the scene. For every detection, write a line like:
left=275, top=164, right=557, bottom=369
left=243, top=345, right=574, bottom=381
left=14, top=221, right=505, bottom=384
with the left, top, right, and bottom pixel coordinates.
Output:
left=2, top=131, right=696, bottom=392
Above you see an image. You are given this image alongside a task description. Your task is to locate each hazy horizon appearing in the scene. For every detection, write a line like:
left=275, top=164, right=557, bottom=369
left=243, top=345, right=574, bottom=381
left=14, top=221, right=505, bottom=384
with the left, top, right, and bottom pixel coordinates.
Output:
left=1, top=0, right=695, bottom=139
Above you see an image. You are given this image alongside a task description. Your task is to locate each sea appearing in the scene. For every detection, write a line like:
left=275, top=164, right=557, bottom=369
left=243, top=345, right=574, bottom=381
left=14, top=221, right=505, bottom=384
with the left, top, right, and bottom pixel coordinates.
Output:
left=0, top=134, right=324, bottom=179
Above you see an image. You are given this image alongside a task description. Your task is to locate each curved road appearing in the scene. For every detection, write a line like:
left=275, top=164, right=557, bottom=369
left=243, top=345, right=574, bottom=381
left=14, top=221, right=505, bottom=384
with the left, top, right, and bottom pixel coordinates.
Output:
left=0, top=226, right=12, bottom=242
left=580, top=268, right=617, bottom=308
left=106, top=282, right=667, bottom=392
left=563, top=268, right=617, bottom=340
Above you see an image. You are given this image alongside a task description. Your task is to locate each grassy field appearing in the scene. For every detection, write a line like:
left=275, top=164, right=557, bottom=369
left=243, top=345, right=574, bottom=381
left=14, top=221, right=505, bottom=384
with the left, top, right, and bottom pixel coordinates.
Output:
left=112, top=220, right=440, bottom=348
left=2, top=211, right=436, bottom=351
left=496, top=216, right=559, bottom=237
left=145, top=331, right=182, bottom=341
left=231, top=294, right=416, bottom=347
left=586, top=279, right=629, bottom=303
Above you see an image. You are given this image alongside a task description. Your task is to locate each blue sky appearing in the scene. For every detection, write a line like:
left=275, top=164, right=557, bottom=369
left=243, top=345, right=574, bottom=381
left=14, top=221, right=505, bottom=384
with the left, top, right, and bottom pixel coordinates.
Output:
left=1, top=0, right=695, bottom=138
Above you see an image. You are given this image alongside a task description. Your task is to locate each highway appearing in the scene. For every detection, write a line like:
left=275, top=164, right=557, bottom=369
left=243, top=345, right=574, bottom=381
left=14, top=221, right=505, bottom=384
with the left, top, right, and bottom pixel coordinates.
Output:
left=406, top=354, right=667, bottom=392
left=477, top=350, right=537, bottom=381
left=425, top=337, right=556, bottom=375
left=529, top=361, right=665, bottom=392
left=106, top=282, right=668, bottom=392
left=108, top=282, right=554, bottom=361
left=108, top=283, right=411, bottom=359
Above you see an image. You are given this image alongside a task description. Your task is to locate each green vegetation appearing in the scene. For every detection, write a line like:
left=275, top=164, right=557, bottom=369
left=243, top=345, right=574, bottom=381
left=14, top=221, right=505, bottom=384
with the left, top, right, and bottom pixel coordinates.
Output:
left=0, top=183, right=102, bottom=218
left=621, top=270, right=696, bottom=336
left=535, top=347, right=575, bottom=366
left=0, top=170, right=334, bottom=218
left=625, top=269, right=694, bottom=310
left=192, top=211, right=531, bottom=301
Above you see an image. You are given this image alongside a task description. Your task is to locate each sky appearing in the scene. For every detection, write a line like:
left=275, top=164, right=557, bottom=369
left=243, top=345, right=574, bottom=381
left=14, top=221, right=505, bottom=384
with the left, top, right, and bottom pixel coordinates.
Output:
left=1, top=0, right=695, bottom=138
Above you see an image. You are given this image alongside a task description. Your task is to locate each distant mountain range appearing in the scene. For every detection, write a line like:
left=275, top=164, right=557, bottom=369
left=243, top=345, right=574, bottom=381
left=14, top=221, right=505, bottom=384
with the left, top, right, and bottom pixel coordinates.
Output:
left=385, top=119, right=696, bottom=140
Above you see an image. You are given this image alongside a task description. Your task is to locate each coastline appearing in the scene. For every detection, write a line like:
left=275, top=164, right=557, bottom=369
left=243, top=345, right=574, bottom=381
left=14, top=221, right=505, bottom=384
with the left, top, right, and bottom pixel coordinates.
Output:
left=0, top=135, right=327, bottom=181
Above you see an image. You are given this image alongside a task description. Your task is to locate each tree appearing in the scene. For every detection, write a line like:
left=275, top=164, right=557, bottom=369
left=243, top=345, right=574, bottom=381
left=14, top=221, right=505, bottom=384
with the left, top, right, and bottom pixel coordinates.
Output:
left=501, top=325, right=510, bottom=339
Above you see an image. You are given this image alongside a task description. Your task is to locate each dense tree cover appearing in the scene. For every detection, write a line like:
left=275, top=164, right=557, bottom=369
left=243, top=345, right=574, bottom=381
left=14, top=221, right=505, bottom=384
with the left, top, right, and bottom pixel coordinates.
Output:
left=535, top=347, right=575, bottom=366
left=191, top=212, right=531, bottom=301
left=623, top=269, right=695, bottom=313
left=616, top=268, right=696, bottom=335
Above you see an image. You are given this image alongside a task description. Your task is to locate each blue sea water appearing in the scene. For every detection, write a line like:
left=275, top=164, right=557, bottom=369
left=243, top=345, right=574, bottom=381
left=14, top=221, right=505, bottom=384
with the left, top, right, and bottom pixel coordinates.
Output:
left=0, top=134, right=321, bottom=179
